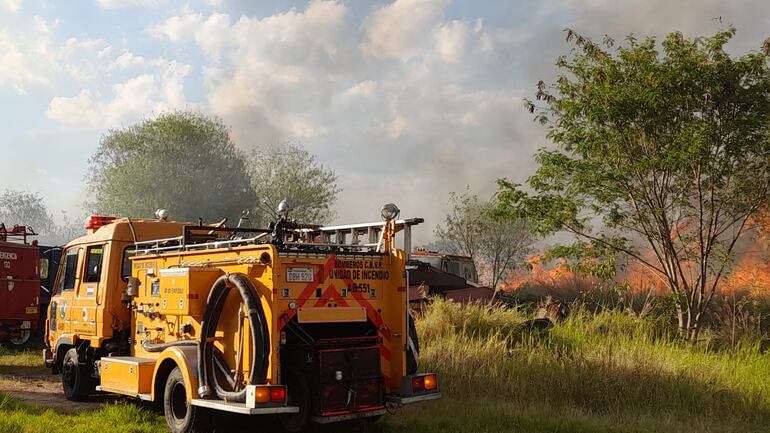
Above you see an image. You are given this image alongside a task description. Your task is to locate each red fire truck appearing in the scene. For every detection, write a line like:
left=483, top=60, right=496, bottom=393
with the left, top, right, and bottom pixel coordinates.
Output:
left=0, top=224, right=51, bottom=346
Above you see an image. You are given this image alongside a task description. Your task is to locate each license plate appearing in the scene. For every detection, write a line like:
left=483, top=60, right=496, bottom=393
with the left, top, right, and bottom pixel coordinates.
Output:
left=25, top=306, right=38, bottom=315
left=286, top=267, right=314, bottom=282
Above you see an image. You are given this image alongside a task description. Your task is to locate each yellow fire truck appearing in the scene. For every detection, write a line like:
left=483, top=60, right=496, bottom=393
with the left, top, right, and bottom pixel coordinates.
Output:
left=44, top=204, right=439, bottom=432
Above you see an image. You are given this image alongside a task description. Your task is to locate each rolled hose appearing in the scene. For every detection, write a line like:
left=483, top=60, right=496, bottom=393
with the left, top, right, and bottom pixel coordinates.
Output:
left=197, top=273, right=270, bottom=402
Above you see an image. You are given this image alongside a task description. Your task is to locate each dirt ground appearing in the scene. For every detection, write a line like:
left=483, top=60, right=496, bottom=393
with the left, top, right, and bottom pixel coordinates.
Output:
left=0, top=358, right=110, bottom=412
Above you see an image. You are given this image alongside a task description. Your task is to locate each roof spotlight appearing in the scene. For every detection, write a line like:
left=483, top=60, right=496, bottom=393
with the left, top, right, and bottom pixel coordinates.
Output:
left=277, top=199, right=292, bottom=219
left=381, top=203, right=400, bottom=221
left=155, top=209, right=170, bottom=221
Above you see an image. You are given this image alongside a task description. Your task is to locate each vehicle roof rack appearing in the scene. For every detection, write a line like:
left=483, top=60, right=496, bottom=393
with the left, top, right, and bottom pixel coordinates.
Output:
left=134, top=218, right=423, bottom=258
left=0, top=223, right=37, bottom=244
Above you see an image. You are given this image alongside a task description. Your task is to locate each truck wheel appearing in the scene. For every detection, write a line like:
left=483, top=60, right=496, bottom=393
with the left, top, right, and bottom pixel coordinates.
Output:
left=9, top=330, right=31, bottom=347
left=62, top=348, right=95, bottom=401
left=164, top=367, right=211, bottom=433
left=280, top=368, right=311, bottom=433
left=406, top=312, right=420, bottom=375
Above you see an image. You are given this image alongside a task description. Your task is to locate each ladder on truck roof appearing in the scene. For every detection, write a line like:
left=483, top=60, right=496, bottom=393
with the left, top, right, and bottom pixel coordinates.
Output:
left=0, top=224, right=37, bottom=244
left=134, top=218, right=423, bottom=258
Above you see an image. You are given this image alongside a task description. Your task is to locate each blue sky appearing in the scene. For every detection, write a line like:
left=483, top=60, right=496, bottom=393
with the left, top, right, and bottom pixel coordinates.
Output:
left=1, top=0, right=769, bottom=243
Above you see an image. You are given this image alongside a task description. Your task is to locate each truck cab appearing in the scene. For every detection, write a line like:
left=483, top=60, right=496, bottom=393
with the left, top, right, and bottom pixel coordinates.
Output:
left=45, top=217, right=190, bottom=383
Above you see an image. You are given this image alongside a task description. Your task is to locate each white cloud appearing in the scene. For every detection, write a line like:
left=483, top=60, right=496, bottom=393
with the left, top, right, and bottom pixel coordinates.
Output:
left=113, top=51, right=147, bottom=69
left=434, top=20, right=470, bottom=63
left=0, top=0, right=21, bottom=12
left=0, top=15, right=111, bottom=93
left=95, top=0, right=158, bottom=9
left=141, top=1, right=538, bottom=239
left=46, top=61, right=192, bottom=128
left=362, top=0, right=449, bottom=60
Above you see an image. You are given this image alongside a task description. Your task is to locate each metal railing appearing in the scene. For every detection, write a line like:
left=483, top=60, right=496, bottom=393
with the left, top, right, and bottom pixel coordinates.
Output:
left=134, top=218, right=423, bottom=257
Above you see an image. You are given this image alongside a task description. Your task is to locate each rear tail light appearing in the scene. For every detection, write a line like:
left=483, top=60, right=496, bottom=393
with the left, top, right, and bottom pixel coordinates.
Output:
left=403, top=373, right=439, bottom=396
left=270, top=387, right=286, bottom=403
left=411, top=376, right=424, bottom=392
left=255, top=387, right=270, bottom=403
left=423, top=374, right=437, bottom=390
left=247, top=385, right=287, bottom=407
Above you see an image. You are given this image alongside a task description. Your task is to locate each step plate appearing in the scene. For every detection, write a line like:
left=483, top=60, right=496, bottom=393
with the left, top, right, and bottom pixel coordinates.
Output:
left=190, top=399, right=299, bottom=415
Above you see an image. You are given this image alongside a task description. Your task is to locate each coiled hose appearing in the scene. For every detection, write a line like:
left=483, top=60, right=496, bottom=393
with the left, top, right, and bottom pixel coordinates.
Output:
left=197, top=273, right=270, bottom=402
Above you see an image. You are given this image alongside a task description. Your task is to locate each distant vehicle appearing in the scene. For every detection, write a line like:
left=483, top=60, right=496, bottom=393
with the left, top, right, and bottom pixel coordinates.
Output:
left=0, top=224, right=60, bottom=346
left=411, top=249, right=479, bottom=283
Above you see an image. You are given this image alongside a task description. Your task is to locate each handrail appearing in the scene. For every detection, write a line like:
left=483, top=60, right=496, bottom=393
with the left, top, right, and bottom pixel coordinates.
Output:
left=133, top=218, right=423, bottom=256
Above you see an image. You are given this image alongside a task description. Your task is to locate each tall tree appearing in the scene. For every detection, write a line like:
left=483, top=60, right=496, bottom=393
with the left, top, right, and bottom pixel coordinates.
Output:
left=497, top=27, right=770, bottom=338
left=0, top=190, right=55, bottom=238
left=434, top=190, right=534, bottom=292
left=87, top=112, right=256, bottom=224
left=0, top=190, right=83, bottom=245
left=248, top=142, right=340, bottom=226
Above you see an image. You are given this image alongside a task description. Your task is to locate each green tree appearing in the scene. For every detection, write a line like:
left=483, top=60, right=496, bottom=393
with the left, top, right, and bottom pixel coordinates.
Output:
left=435, top=190, right=534, bottom=293
left=0, top=189, right=55, bottom=239
left=497, top=27, right=770, bottom=338
left=0, top=190, right=84, bottom=245
left=87, top=112, right=256, bottom=224
left=248, top=142, right=340, bottom=226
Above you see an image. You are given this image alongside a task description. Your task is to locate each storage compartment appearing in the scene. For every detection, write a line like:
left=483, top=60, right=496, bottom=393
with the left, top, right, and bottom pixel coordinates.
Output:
left=314, top=343, right=384, bottom=415
left=158, top=267, right=221, bottom=317
left=100, top=356, right=156, bottom=396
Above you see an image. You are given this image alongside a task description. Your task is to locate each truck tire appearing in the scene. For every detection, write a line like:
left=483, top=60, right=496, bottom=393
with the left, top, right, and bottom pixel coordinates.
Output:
left=279, top=367, right=311, bottom=433
left=164, top=367, right=211, bottom=433
left=62, top=348, right=95, bottom=401
left=8, top=329, right=31, bottom=347
left=406, top=312, right=420, bottom=375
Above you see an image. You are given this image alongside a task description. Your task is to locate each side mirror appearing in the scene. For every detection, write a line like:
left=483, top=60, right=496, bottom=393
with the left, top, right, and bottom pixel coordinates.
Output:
left=122, top=277, right=140, bottom=303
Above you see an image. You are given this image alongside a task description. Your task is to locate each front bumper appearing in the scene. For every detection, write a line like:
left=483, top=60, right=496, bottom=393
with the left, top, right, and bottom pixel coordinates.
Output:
left=43, top=347, right=54, bottom=369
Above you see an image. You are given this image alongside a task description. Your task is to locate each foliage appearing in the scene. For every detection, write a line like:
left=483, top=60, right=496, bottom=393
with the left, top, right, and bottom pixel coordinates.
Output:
left=497, top=27, right=770, bottom=338
left=434, top=190, right=534, bottom=290
left=0, top=190, right=55, bottom=239
left=87, top=112, right=256, bottom=224
left=248, top=142, right=340, bottom=226
left=0, top=190, right=84, bottom=245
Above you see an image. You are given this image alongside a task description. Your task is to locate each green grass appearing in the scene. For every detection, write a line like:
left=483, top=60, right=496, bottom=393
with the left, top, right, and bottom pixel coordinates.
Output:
left=0, top=394, right=165, bottom=433
left=0, top=348, right=42, bottom=368
left=396, top=299, right=770, bottom=433
left=3, top=299, right=770, bottom=432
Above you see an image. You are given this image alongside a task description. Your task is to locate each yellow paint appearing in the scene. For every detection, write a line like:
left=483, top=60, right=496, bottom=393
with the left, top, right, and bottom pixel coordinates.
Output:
left=297, top=306, right=366, bottom=323
left=100, top=357, right=155, bottom=396
left=151, top=347, right=200, bottom=401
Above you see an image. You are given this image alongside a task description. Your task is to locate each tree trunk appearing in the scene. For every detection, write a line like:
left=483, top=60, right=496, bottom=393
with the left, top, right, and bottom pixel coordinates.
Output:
left=676, top=301, right=704, bottom=341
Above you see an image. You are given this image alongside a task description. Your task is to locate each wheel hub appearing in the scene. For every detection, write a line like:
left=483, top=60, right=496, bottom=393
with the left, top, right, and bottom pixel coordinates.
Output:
left=171, top=382, right=188, bottom=420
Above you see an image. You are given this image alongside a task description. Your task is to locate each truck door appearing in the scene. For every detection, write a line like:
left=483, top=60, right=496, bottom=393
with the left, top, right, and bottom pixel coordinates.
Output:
left=50, top=247, right=82, bottom=339
left=71, top=244, right=105, bottom=337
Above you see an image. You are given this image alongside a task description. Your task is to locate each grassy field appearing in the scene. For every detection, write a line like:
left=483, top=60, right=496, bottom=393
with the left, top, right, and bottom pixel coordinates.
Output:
left=396, top=299, right=770, bottom=433
left=1, top=299, right=770, bottom=432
